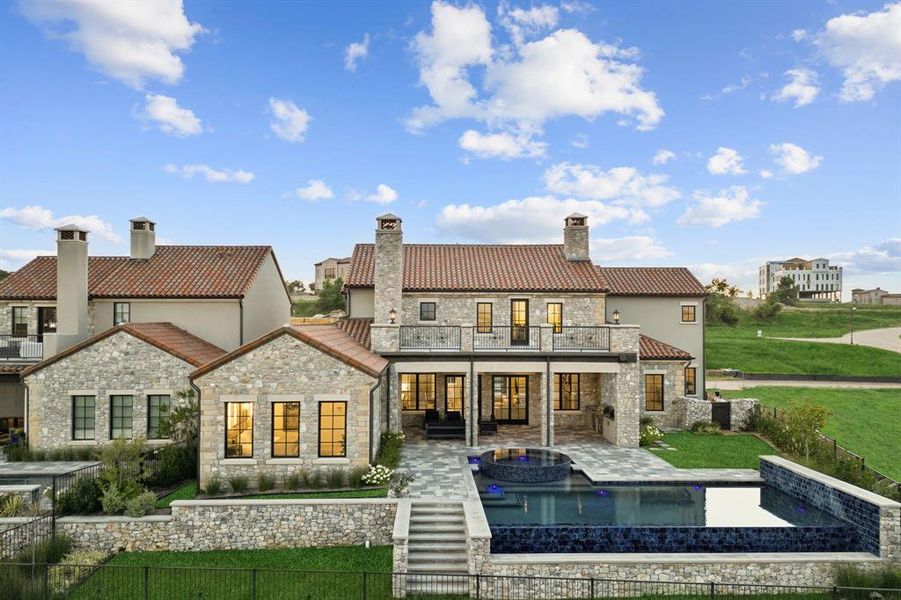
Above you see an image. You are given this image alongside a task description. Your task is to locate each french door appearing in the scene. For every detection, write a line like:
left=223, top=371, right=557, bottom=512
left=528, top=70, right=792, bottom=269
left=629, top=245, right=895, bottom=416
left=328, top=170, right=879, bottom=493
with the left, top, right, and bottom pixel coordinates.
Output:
left=492, top=375, right=528, bottom=423
left=510, top=299, right=529, bottom=346
left=445, top=375, right=465, bottom=416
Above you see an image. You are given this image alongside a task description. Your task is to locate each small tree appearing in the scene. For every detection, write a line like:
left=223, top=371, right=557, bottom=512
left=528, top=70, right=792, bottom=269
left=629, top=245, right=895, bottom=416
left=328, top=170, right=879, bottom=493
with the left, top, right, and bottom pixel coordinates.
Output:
left=285, top=280, right=306, bottom=295
left=316, top=277, right=346, bottom=313
left=705, top=277, right=741, bottom=325
left=160, top=388, right=198, bottom=446
left=770, top=276, right=800, bottom=306
left=782, top=402, right=831, bottom=460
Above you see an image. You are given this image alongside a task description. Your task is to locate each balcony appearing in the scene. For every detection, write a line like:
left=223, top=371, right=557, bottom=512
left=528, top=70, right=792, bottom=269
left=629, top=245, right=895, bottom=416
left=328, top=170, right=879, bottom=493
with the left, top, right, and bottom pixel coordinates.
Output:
left=0, top=335, right=44, bottom=362
left=395, top=325, right=613, bottom=352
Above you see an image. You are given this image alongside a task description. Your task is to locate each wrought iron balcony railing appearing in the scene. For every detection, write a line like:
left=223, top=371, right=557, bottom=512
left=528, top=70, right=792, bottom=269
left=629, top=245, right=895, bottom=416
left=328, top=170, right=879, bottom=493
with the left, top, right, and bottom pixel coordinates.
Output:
left=552, top=326, right=610, bottom=351
left=0, top=335, right=43, bottom=361
left=398, top=326, right=461, bottom=351
left=473, top=326, right=541, bottom=351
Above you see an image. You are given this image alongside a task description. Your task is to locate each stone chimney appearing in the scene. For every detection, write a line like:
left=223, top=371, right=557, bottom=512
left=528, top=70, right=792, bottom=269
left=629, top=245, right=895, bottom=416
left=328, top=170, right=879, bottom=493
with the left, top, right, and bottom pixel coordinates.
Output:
left=563, top=213, right=589, bottom=261
left=52, top=225, right=90, bottom=353
left=374, top=213, right=403, bottom=325
left=130, top=217, right=156, bottom=260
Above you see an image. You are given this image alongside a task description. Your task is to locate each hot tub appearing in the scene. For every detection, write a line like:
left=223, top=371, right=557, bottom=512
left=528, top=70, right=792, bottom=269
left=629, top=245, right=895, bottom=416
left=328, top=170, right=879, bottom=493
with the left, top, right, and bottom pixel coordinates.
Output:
left=479, top=448, right=572, bottom=483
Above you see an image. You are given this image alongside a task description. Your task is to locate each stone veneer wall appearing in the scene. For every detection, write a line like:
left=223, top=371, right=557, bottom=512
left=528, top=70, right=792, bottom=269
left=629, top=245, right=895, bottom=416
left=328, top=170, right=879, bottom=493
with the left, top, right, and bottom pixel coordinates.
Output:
left=24, top=331, right=193, bottom=449
left=194, top=332, right=378, bottom=490
left=639, top=360, right=686, bottom=430
left=399, top=293, right=604, bottom=329
left=58, top=499, right=397, bottom=552
left=760, top=456, right=900, bottom=560
left=670, top=396, right=758, bottom=431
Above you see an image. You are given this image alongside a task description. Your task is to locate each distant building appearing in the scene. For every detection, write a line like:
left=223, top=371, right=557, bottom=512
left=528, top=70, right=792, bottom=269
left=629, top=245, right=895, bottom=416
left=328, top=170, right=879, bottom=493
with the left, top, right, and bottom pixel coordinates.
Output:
left=758, top=258, right=842, bottom=302
left=313, top=256, right=351, bottom=292
left=852, top=287, right=901, bottom=305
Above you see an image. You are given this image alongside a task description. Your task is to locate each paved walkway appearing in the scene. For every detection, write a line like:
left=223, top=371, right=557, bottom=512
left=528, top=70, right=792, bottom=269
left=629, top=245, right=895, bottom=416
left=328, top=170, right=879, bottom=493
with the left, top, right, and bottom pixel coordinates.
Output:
left=711, top=379, right=901, bottom=390
left=0, top=461, right=98, bottom=476
left=771, top=326, right=901, bottom=354
left=397, top=428, right=760, bottom=499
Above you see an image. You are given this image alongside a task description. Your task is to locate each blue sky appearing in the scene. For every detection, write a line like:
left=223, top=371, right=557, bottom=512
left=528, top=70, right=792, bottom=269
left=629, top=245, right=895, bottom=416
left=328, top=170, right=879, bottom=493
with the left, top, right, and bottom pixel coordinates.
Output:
left=1, top=0, right=899, bottom=296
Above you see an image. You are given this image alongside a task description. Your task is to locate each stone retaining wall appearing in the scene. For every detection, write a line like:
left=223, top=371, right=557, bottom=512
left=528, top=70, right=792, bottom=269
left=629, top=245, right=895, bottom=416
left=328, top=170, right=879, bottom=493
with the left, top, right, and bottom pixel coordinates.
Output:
left=58, top=498, right=397, bottom=553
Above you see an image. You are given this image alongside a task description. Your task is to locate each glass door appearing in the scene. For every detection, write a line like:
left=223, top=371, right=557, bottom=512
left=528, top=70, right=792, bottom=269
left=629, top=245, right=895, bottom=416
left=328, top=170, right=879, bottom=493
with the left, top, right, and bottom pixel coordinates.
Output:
left=445, top=375, right=464, bottom=416
left=37, top=307, right=57, bottom=343
left=510, top=299, right=529, bottom=346
left=492, top=375, right=529, bottom=423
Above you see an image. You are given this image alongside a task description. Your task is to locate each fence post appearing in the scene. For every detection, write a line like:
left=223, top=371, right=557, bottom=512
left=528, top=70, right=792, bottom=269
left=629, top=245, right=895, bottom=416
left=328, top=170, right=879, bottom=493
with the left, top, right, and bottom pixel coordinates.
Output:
left=251, top=568, right=257, bottom=600
left=362, top=572, right=368, bottom=600
left=833, top=439, right=837, bottom=460
left=590, top=577, right=596, bottom=598
left=143, top=565, right=149, bottom=600
left=51, top=475, right=57, bottom=536
left=476, top=573, right=481, bottom=599
left=831, top=585, right=838, bottom=600
left=709, top=582, right=715, bottom=599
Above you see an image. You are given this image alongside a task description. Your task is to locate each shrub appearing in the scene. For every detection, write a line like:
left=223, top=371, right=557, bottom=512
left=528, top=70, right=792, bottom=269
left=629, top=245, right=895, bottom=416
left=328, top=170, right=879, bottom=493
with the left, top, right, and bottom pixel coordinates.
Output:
left=835, top=564, right=901, bottom=587
left=689, top=420, right=722, bottom=435
left=284, top=472, right=302, bottom=490
left=228, top=475, right=249, bottom=494
left=302, top=469, right=322, bottom=489
left=56, top=475, right=102, bottom=516
left=751, top=299, right=782, bottom=321
left=388, top=473, right=415, bottom=497
left=146, top=443, right=196, bottom=488
left=0, top=494, right=24, bottom=517
left=375, top=432, right=405, bottom=469
left=348, top=465, right=368, bottom=488
left=124, top=490, right=157, bottom=518
left=100, top=486, right=129, bottom=515
left=50, top=548, right=109, bottom=594
left=326, top=468, right=346, bottom=489
left=14, top=535, right=72, bottom=565
left=781, top=402, right=831, bottom=460
left=74, top=447, right=95, bottom=461
left=204, top=477, right=222, bottom=496
left=639, top=419, right=663, bottom=447
left=257, top=473, right=276, bottom=492
left=361, top=465, right=393, bottom=486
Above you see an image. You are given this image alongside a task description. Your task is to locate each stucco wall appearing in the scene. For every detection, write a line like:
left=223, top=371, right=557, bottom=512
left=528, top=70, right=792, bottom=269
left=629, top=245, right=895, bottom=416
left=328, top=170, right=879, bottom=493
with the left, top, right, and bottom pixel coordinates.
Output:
left=241, top=253, right=292, bottom=343
left=604, top=296, right=705, bottom=395
left=24, top=330, right=193, bottom=449
left=347, top=288, right=375, bottom=319
left=194, top=333, right=378, bottom=490
left=0, top=377, right=25, bottom=419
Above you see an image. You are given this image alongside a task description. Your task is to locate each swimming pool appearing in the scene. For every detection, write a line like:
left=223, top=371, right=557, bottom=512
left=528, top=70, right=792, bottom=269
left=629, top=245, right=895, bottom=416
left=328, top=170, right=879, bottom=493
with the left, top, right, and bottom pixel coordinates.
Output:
left=476, top=473, right=859, bottom=554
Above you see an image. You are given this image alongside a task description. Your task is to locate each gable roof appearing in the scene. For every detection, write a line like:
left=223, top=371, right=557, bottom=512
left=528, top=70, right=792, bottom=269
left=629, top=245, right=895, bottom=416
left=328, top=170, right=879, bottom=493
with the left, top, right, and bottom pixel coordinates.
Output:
left=336, top=318, right=372, bottom=348
left=191, top=324, right=388, bottom=380
left=639, top=334, right=693, bottom=361
left=21, top=322, right=227, bottom=377
left=596, top=267, right=706, bottom=297
left=345, top=244, right=607, bottom=292
left=0, top=246, right=283, bottom=300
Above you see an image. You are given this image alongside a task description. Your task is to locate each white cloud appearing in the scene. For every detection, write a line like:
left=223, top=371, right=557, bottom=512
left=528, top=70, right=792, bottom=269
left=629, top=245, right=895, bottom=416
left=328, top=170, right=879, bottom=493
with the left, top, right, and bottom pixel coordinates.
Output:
left=687, top=260, right=761, bottom=294
left=769, top=142, right=823, bottom=174
left=759, top=169, right=774, bottom=179
left=344, top=34, right=370, bottom=72
left=458, top=129, right=546, bottom=159
left=366, top=184, right=399, bottom=204
left=498, top=3, right=559, bottom=47
left=706, top=147, right=747, bottom=175
left=702, top=74, right=753, bottom=100
left=20, top=0, right=204, bottom=89
left=678, top=186, right=762, bottom=227
left=543, top=162, right=680, bottom=208
left=0, top=249, right=55, bottom=270
left=295, top=179, right=334, bottom=201
left=163, top=163, right=254, bottom=183
left=830, top=238, right=901, bottom=273
left=268, top=98, right=311, bottom=143
left=772, top=68, right=820, bottom=107
left=590, top=236, right=671, bottom=261
left=436, top=195, right=644, bottom=243
left=560, top=0, right=596, bottom=14
left=140, top=94, right=202, bottom=137
left=0, top=205, right=122, bottom=243
left=652, top=149, right=676, bottom=165
left=815, top=2, right=901, bottom=102
left=407, top=2, right=662, bottom=134
left=570, top=133, right=589, bottom=148
left=791, top=29, right=808, bottom=42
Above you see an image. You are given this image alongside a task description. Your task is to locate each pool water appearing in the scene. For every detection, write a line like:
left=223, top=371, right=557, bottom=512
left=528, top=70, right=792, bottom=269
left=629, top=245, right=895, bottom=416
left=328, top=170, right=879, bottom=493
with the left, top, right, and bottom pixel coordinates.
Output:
left=476, top=473, right=844, bottom=528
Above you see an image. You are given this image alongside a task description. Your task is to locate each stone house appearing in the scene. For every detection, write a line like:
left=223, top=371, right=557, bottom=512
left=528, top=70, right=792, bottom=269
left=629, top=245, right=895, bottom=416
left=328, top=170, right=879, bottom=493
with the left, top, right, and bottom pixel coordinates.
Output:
left=313, top=256, right=352, bottom=292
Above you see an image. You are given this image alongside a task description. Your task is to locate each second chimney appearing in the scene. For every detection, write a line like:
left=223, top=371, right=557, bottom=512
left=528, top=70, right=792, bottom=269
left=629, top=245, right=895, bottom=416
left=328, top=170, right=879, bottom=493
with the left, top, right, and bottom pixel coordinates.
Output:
left=563, top=213, right=589, bottom=261
left=54, top=225, right=90, bottom=350
left=374, top=213, right=403, bottom=325
left=130, top=217, right=156, bottom=260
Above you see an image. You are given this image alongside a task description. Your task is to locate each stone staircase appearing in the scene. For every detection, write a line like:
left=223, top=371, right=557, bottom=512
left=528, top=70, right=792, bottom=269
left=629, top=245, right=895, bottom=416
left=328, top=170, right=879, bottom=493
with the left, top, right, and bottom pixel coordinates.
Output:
left=405, top=501, right=469, bottom=595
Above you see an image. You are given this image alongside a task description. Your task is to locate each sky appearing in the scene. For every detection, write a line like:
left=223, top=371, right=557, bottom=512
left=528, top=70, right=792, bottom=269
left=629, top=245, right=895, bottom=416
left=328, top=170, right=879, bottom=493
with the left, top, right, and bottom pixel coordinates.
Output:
left=1, top=0, right=899, bottom=298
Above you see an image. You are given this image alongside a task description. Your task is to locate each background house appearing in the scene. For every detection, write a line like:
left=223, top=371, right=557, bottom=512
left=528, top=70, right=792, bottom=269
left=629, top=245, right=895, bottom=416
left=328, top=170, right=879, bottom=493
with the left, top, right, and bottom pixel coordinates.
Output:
left=758, top=258, right=843, bottom=302
left=313, top=256, right=351, bottom=293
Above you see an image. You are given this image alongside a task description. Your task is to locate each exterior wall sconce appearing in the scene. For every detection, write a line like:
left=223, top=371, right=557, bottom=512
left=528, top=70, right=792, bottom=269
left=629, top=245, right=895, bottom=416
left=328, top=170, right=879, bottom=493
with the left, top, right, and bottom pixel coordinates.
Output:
left=388, top=307, right=397, bottom=324
left=612, top=309, right=620, bottom=325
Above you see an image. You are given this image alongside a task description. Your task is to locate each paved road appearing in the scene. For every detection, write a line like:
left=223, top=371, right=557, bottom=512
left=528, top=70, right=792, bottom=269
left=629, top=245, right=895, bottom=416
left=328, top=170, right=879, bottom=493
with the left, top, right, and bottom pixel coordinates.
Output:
left=710, top=379, right=901, bottom=390
left=771, top=326, right=901, bottom=354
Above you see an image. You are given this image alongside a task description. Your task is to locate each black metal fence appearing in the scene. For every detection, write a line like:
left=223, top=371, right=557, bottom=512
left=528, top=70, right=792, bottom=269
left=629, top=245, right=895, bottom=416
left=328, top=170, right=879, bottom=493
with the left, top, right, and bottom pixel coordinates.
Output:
left=0, top=516, right=53, bottom=560
left=0, top=334, right=43, bottom=360
left=473, top=326, right=540, bottom=351
left=399, top=326, right=462, bottom=350
left=1, top=563, right=899, bottom=600
left=552, top=326, right=610, bottom=351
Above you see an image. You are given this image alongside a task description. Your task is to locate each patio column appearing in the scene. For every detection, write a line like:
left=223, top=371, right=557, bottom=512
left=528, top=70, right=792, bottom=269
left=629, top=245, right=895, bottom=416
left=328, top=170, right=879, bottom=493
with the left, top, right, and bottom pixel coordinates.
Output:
left=468, top=363, right=478, bottom=447
left=387, top=364, right=402, bottom=434
left=540, top=369, right=551, bottom=447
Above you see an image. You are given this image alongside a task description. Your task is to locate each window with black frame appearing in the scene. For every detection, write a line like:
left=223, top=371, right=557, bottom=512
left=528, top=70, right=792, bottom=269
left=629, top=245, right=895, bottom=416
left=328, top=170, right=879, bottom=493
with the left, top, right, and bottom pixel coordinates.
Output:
left=547, top=303, right=563, bottom=334
left=400, top=373, right=436, bottom=410
left=684, top=367, right=697, bottom=396
left=272, top=402, right=300, bottom=458
left=318, top=401, right=346, bottom=457
left=554, top=373, right=580, bottom=410
left=445, top=375, right=464, bottom=415
left=476, top=302, right=493, bottom=333
left=225, top=402, right=253, bottom=458
left=645, top=375, right=664, bottom=411
left=110, top=395, right=133, bottom=439
left=11, top=307, right=27, bottom=337
left=72, top=396, right=95, bottom=440
left=681, top=305, right=696, bottom=323
left=147, top=395, right=171, bottom=439
left=113, top=302, right=131, bottom=325
left=419, top=302, right=436, bottom=321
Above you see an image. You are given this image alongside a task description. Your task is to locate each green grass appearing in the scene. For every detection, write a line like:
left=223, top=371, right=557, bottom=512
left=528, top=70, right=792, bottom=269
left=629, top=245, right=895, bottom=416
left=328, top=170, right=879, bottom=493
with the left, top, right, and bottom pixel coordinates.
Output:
left=236, top=488, right=388, bottom=500
left=652, top=432, right=777, bottom=469
left=155, top=480, right=197, bottom=508
left=720, top=386, right=901, bottom=480
left=706, top=304, right=901, bottom=376
left=292, top=297, right=320, bottom=317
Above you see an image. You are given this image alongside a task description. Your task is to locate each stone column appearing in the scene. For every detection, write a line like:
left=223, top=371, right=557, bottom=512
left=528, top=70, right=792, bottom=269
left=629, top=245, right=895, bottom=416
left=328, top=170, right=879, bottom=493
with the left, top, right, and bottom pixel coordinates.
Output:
left=387, top=365, right=402, bottom=434
left=539, top=370, right=550, bottom=447
left=468, top=366, right=478, bottom=447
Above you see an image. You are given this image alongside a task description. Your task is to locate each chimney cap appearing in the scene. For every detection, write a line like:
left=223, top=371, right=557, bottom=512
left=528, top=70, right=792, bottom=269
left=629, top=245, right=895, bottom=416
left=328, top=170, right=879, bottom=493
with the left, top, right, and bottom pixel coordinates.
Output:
left=377, top=213, right=401, bottom=221
left=566, top=212, right=588, bottom=220
left=130, top=216, right=155, bottom=224
left=55, top=224, right=89, bottom=233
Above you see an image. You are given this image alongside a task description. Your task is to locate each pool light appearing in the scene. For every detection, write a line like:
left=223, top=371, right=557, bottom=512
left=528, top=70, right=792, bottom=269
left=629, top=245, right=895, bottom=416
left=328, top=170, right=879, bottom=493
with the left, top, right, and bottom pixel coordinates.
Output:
left=487, top=484, right=503, bottom=494
left=692, top=484, right=704, bottom=491
left=596, top=489, right=608, bottom=497
left=468, top=456, right=481, bottom=464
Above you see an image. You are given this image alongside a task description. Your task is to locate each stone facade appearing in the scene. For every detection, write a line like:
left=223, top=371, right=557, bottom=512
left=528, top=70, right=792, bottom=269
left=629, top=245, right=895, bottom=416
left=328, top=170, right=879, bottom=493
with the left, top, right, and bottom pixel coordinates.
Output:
left=194, top=332, right=380, bottom=490
left=58, top=498, right=396, bottom=552
left=373, top=220, right=403, bottom=328
left=670, top=396, right=759, bottom=431
left=639, top=360, right=686, bottom=430
left=398, top=293, right=604, bottom=329
left=24, top=330, right=193, bottom=449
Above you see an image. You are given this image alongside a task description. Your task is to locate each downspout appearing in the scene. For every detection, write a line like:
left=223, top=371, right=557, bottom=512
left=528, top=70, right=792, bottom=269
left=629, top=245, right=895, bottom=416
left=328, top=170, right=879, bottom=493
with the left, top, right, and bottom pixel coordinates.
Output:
left=385, top=367, right=391, bottom=433
left=191, top=380, right=202, bottom=489
left=239, top=299, right=245, bottom=345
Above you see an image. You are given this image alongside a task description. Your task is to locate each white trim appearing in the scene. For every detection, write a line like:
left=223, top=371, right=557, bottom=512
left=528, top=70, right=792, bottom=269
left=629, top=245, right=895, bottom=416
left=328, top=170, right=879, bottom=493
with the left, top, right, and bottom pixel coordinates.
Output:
left=549, top=362, right=620, bottom=374
left=265, top=458, right=305, bottom=465
left=266, top=394, right=304, bottom=403
left=143, top=389, right=173, bottom=397
left=543, top=298, right=564, bottom=305
left=473, top=298, right=495, bottom=304
left=395, top=362, right=468, bottom=373
left=417, top=298, right=439, bottom=324
left=67, top=440, right=96, bottom=446
left=67, top=389, right=98, bottom=396
left=642, top=369, right=668, bottom=375
left=220, top=458, right=256, bottom=465
left=106, top=390, right=136, bottom=397
left=219, top=394, right=257, bottom=403
left=313, top=457, right=351, bottom=466
left=680, top=301, right=699, bottom=324
left=313, top=393, right=351, bottom=403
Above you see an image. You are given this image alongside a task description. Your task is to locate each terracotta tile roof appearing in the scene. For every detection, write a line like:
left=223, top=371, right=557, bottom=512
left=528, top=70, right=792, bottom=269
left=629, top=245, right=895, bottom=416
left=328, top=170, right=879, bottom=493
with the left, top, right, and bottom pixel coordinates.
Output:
left=191, top=324, right=388, bottom=380
left=336, top=318, right=372, bottom=348
left=0, top=364, right=28, bottom=375
left=596, top=267, right=706, bottom=297
left=639, top=334, right=693, bottom=360
left=21, top=322, right=227, bottom=377
left=0, top=246, right=279, bottom=300
left=345, top=244, right=607, bottom=292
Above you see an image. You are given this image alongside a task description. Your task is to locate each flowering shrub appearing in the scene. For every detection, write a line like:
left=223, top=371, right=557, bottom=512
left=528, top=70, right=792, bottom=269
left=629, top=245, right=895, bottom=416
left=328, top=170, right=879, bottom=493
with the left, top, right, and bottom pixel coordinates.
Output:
left=361, top=464, right=393, bottom=486
left=639, top=423, right=663, bottom=447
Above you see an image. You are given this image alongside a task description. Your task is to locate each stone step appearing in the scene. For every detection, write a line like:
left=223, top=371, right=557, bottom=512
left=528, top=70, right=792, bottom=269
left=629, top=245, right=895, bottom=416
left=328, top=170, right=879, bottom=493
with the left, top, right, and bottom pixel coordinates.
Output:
left=410, top=514, right=465, bottom=524
left=407, top=562, right=469, bottom=573
left=407, top=541, right=467, bottom=551
left=409, top=523, right=464, bottom=534
left=411, top=506, right=464, bottom=516
left=408, top=531, right=465, bottom=542
left=408, top=551, right=468, bottom=562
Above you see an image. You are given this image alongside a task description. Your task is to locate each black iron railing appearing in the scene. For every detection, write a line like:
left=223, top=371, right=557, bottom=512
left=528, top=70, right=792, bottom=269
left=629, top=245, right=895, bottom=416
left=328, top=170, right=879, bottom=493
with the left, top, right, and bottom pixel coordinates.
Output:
left=0, top=516, right=53, bottom=560
left=399, top=326, right=461, bottom=350
left=0, top=563, right=898, bottom=599
left=552, top=326, right=610, bottom=351
left=473, top=326, right=540, bottom=351
left=0, top=334, right=43, bottom=361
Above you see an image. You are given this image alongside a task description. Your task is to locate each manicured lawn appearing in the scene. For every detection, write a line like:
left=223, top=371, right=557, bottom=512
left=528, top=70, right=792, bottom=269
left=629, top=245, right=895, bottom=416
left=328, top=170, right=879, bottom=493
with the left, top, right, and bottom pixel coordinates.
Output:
left=706, top=304, right=901, bottom=376
left=652, top=432, right=777, bottom=470
left=720, top=387, right=901, bottom=480
left=155, top=480, right=197, bottom=508
left=236, top=488, right=388, bottom=500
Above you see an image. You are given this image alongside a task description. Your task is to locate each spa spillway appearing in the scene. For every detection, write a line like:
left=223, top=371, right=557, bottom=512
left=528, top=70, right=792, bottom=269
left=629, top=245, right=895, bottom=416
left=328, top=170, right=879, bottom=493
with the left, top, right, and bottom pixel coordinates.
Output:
left=479, top=448, right=572, bottom=483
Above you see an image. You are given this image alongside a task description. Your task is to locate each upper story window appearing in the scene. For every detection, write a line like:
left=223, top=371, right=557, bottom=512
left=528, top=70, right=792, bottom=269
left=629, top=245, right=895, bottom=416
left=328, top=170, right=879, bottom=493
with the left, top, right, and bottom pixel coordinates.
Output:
left=680, top=305, right=696, bottom=323
left=476, top=303, right=493, bottom=333
left=113, top=302, right=131, bottom=326
left=401, top=373, right=436, bottom=411
left=554, top=373, right=580, bottom=410
left=547, top=303, right=563, bottom=334
left=419, top=302, right=436, bottom=321
left=11, top=307, right=28, bottom=337
left=324, top=267, right=336, bottom=279
left=225, top=402, right=253, bottom=458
